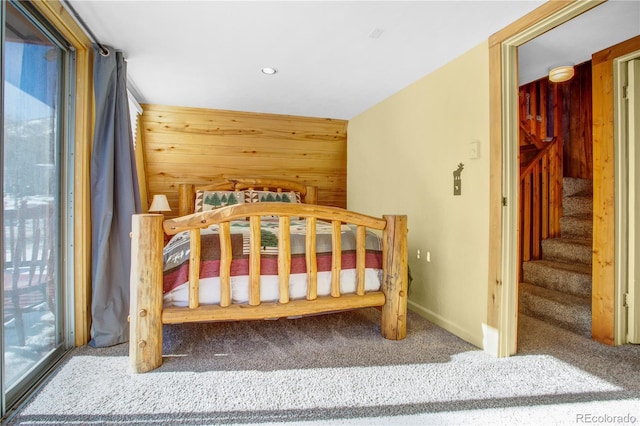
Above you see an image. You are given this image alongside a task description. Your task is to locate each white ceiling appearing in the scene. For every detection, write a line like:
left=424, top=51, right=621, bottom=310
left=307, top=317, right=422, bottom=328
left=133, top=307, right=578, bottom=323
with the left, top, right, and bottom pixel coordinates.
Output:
left=67, top=1, right=639, bottom=120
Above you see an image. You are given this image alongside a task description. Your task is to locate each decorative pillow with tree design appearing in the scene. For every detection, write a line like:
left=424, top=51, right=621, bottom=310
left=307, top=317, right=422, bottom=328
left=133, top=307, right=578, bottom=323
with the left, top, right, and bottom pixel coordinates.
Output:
left=195, top=190, right=245, bottom=212
left=244, top=190, right=301, bottom=204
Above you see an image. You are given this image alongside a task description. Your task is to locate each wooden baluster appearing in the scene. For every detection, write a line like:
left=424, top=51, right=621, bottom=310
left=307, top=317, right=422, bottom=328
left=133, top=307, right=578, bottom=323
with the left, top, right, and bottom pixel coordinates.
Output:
left=555, top=136, right=564, bottom=237
left=189, top=229, right=200, bottom=309
left=331, top=220, right=341, bottom=297
left=522, top=173, right=532, bottom=262
left=549, top=142, right=560, bottom=238
left=306, top=217, right=318, bottom=300
left=542, top=153, right=550, bottom=240
left=278, top=216, right=291, bottom=304
left=518, top=180, right=523, bottom=284
left=356, top=225, right=366, bottom=296
left=249, top=215, right=261, bottom=306
left=219, top=222, right=232, bottom=307
left=533, top=162, right=541, bottom=259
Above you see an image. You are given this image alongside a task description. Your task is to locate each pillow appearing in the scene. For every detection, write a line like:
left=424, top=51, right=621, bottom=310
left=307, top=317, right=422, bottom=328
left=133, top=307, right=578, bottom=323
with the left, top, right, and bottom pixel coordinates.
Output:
left=244, top=190, right=301, bottom=204
left=195, top=190, right=244, bottom=212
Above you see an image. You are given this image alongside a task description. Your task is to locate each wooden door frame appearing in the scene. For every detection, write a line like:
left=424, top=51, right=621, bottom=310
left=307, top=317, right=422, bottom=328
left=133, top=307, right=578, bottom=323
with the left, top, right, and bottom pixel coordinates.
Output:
left=594, top=36, right=640, bottom=345
left=486, top=0, right=607, bottom=357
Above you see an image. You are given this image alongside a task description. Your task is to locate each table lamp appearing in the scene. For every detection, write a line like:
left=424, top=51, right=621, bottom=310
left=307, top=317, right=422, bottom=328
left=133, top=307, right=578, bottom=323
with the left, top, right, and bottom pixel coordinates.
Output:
left=148, top=194, right=171, bottom=214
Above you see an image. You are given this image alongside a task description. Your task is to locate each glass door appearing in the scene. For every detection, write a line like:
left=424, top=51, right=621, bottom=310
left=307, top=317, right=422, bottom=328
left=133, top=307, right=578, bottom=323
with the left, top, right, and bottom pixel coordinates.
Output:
left=1, top=1, right=71, bottom=414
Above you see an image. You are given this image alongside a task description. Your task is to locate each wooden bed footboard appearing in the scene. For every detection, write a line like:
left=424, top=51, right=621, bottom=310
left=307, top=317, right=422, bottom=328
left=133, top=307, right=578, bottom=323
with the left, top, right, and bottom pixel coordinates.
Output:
left=129, top=203, right=407, bottom=373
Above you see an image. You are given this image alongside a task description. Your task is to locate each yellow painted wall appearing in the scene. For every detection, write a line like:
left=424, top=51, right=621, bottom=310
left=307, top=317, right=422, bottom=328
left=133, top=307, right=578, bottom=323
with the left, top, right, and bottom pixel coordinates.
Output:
left=348, top=41, right=490, bottom=347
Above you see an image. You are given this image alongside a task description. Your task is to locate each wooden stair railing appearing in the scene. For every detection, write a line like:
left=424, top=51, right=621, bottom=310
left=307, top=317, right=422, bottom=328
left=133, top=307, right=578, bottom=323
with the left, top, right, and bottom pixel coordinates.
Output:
left=519, top=135, right=563, bottom=270
left=520, top=122, right=546, bottom=150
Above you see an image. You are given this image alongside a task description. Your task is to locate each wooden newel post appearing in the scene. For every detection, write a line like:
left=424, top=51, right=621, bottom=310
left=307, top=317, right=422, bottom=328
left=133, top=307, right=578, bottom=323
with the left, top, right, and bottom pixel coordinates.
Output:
left=381, top=215, right=408, bottom=340
left=178, top=183, right=195, bottom=217
left=130, top=214, right=164, bottom=373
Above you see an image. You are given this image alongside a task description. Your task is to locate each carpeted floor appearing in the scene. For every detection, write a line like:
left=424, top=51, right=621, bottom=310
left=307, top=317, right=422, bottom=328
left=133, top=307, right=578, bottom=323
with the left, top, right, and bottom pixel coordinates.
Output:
left=4, top=308, right=640, bottom=425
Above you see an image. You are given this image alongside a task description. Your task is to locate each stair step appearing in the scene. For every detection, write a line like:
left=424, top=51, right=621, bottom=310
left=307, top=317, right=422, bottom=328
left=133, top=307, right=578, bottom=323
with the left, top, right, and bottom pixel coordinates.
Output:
left=560, top=213, right=593, bottom=239
left=522, top=259, right=591, bottom=297
left=563, top=177, right=592, bottom=197
left=541, top=238, right=592, bottom=265
left=519, top=282, right=591, bottom=338
left=563, top=194, right=593, bottom=216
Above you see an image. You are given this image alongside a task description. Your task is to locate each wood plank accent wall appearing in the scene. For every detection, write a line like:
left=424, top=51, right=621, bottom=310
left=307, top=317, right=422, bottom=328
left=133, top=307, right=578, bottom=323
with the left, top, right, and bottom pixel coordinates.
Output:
left=519, top=78, right=555, bottom=144
left=561, top=61, right=593, bottom=179
left=140, top=104, right=347, bottom=218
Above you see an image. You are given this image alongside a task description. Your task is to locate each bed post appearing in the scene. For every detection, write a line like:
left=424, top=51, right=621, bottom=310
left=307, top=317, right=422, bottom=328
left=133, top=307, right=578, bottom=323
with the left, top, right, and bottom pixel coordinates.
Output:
left=381, top=215, right=408, bottom=340
left=130, top=214, right=164, bottom=373
left=178, top=183, right=195, bottom=216
left=304, top=185, right=318, bottom=204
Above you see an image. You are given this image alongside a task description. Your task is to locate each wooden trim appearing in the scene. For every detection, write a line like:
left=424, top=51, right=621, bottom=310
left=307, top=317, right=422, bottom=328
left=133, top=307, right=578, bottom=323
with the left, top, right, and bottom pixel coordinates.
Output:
left=591, top=35, right=640, bottom=345
left=489, top=2, right=576, bottom=48
left=487, top=41, right=503, bottom=334
left=31, top=0, right=94, bottom=346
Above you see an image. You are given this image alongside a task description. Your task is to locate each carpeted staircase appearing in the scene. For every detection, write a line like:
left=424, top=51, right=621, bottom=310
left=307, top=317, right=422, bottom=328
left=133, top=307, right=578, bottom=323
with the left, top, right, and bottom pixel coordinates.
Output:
left=519, top=177, right=593, bottom=337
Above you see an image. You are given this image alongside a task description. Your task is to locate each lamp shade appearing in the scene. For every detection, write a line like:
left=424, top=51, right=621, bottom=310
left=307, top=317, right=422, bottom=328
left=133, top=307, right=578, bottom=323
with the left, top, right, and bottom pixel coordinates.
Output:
left=148, top=194, right=171, bottom=213
left=548, top=65, right=574, bottom=83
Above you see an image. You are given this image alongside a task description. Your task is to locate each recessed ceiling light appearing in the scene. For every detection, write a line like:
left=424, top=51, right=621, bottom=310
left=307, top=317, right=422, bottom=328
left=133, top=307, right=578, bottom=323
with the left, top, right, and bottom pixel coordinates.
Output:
left=368, top=28, right=384, bottom=39
left=261, top=67, right=277, bottom=75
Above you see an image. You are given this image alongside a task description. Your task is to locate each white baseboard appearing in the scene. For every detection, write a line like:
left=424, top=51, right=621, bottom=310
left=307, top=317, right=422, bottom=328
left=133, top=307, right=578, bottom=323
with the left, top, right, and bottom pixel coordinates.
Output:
left=408, top=300, right=483, bottom=349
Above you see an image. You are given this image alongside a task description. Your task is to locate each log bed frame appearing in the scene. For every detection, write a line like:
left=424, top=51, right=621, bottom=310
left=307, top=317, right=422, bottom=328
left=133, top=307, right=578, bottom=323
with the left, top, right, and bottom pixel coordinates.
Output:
left=129, top=177, right=408, bottom=373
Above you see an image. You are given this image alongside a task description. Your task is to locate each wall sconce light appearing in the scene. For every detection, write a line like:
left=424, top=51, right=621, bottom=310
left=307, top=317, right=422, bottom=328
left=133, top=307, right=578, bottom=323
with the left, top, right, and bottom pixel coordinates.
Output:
left=548, top=65, right=575, bottom=83
left=148, top=194, right=171, bottom=214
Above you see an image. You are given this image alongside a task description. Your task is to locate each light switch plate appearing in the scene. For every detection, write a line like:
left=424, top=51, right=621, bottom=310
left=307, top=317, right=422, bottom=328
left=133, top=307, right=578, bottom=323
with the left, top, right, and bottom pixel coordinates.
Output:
left=469, top=140, right=480, bottom=159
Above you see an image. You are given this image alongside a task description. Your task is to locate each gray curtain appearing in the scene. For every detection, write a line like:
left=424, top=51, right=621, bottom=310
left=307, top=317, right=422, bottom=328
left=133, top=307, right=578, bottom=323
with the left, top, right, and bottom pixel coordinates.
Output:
left=90, top=45, right=141, bottom=347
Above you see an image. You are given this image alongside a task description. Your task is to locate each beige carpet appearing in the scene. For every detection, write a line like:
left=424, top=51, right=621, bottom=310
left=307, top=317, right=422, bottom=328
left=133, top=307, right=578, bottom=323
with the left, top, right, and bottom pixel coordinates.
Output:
left=5, top=309, right=640, bottom=425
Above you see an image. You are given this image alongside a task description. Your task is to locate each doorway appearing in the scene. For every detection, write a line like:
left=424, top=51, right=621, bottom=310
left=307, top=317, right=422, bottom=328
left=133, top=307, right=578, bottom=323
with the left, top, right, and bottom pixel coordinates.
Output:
left=487, top=0, right=640, bottom=356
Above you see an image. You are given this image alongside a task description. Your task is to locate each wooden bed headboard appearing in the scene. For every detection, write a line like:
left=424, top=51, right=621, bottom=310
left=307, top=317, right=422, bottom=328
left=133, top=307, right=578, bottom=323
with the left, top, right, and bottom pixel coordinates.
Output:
left=177, top=176, right=318, bottom=217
